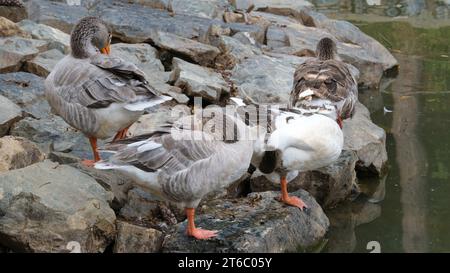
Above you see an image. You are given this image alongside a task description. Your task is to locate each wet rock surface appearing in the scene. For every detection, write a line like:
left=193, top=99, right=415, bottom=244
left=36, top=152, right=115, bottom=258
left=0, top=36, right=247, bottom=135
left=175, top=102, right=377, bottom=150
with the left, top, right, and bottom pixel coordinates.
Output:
left=163, top=190, right=329, bottom=253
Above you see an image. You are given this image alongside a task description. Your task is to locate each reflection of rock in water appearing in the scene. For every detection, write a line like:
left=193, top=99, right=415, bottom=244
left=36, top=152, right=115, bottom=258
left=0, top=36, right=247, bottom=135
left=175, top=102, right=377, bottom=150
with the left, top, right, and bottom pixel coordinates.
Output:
left=325, top=199, right=381, bottom=253
left=391, top=53, right=429, bottom=252
left=358, top=87, right=386, bottom=114
left=358, top=174, right=387, bottom=203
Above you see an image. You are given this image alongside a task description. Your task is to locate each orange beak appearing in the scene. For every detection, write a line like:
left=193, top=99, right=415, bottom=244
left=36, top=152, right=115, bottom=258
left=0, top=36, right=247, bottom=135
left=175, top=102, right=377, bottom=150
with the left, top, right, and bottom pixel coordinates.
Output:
left=100, top=44, right=110, bottom=55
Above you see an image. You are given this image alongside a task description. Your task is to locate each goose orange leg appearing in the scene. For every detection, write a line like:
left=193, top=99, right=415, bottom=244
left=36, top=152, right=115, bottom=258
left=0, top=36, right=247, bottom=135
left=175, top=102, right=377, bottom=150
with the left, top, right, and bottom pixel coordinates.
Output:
left=113, top=125, right=131, bottom=142
left=185, top=208, right=218, bottom=240
left=81, top=137, right=100, bottom=167
left=280, top=176, right=307, bottom=210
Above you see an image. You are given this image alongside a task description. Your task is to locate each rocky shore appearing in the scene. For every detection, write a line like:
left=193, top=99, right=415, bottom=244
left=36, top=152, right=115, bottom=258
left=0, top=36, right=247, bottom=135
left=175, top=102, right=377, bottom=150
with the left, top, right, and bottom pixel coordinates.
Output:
left=0, top=0, right=394, bottom=252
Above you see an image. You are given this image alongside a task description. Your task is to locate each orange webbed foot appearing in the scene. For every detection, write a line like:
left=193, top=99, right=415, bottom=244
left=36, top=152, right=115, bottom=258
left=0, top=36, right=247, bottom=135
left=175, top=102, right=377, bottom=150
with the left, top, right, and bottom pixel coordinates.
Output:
left=81, top=159, right=97, bottom=168
left=281, top=195, right=308, bottom=211
left=187, top=228, right=218, bottom=240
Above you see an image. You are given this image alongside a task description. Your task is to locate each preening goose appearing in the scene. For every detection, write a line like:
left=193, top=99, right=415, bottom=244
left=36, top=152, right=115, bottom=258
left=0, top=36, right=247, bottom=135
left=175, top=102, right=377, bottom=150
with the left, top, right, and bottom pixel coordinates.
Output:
left=45, top=16, right=170, bottom=166
left=95, top=108, right=254, bottom=239
left=237, top=102, right=344, bottom=210
left=289, top=37, right=358, bottom=127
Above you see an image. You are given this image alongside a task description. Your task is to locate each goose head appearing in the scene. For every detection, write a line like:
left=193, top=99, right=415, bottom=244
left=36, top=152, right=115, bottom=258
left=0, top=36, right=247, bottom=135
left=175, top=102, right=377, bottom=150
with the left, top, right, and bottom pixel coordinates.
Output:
left=316, top=37, right=337, bottom=61
left=70, top=16, right=112, bottom=59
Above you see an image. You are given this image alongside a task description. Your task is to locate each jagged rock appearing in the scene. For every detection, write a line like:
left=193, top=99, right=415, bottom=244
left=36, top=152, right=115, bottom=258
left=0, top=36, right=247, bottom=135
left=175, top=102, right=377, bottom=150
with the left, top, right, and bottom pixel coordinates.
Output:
left=128, top=104, right=191, bottom=137
left=111, top=43, right=168, bottom=83
left=149, top=30, right=220, bottom=67
left=250, top=150, right=360, bottom=209
left=26, top=0, right=88, bottom=34
left=0, top=36, right=48, bottom=73
left=71, top=162, right=134, bottom=211
left=0, top=95, right=22, bottom=137
left=0, top=72, right=50, bottom=119
left=0, top=2, right=28, bottom=22
left=119, top=187, right=161, bottom=225
left=147, top=81, right=190, bottom=104
left=10, top=116, right=101, bottom=160
left=24, top=49, right=65, bottom=77
left=210, top=35, right=260, bottom=70
left=163, top=190, right=329, bottom=252
left=0, top=17, right=30, bottom=38
left=0, top=160, right=116, bottom=253
left=96, top=1, right=265, bottom=44
left=0, top=136, right=45, bottom=172
left=169, top=58, right=230, bottom=102
left=343, top=102, right=388, bottom=176
left=17, top=20, right=71, bottom=54
left=113, top=221, right=164, bottom=253
left=230, top=55, right=295, bottom=104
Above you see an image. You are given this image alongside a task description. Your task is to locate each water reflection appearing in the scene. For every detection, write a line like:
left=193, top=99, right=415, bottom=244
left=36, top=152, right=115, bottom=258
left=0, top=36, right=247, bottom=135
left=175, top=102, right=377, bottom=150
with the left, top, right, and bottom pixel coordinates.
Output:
left=390, top=53, right=429, bottom=252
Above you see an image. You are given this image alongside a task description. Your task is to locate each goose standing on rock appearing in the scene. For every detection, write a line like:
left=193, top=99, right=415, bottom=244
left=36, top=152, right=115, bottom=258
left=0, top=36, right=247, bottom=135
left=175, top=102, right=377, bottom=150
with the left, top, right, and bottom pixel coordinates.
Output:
left=248, top=105, right=344, bottom=210
left=45, top=16, right=171, bottom=166
left=289, top=37, right=358, bottom=127
left=95, top=108, right=254, bottom=239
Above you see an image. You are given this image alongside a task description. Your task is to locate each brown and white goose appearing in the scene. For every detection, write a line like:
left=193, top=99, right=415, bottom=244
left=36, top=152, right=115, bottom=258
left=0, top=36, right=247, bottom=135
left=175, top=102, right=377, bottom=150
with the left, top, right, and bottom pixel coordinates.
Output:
left=45, top=16, right=170, bottom=166
left=289, top=37, right=358, bottom=127
left=95, top=108, right=254, bottom=239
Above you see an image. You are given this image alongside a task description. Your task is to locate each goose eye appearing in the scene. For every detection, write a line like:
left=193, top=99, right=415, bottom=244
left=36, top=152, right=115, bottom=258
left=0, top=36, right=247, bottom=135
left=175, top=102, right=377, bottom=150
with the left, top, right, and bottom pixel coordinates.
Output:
left=108, top=34, right=112, bottom=43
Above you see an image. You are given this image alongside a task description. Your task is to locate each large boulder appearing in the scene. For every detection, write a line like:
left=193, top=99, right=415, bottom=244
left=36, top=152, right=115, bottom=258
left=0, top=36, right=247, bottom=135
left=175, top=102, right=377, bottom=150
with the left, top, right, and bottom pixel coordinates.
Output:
left=163, top=190, right=329, bottom=252
left=250, top=150, right=360, bottom=209
left=17, top=19, right=71, bottom=54
left=24, top=49, right=65, bottom=77
left=149, top=30, right=220, bottom=67
left=10, top=115, right=98, bottom=159
left=71, top=162, right=134, bottom=211
left=95, top=1, right=265, bottom=44
left=0, top=160, right=116, bottom=253
left=0, top=136, right=45, bottom=172
left=0, top=72, right=50, bottom=119
left=169, top=58, right=230, bottom=102
left=0, top=95, right=22, bottom=137
left=113, top=221, right=164, bottom=253
left=0, top=36, right=48, bottom=73
left=343, top=102, right=388, bottom=176
left=230, top=55, right=296, bottom=104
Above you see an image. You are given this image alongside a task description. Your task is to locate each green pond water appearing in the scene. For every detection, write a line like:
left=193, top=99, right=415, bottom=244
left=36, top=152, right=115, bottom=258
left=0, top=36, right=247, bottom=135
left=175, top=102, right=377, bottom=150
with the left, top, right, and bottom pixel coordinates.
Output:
left=313, top=0, right=450, bottom=253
